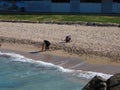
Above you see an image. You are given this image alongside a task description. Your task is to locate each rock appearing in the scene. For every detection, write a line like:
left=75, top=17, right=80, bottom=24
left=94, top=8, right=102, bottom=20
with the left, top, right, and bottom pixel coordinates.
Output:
left=0, top=54, right=11, bottom=59
left=82, top=75, right=107, bottom=90
left=82, top=73, right=120, bottom=90
left=107, top=73, right=120, bottom=90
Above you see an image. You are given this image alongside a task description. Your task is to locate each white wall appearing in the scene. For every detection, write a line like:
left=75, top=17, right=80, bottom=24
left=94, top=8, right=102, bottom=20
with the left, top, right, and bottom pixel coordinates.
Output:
left=112, top=3, right=120, bottom=13
left=51, top=3, right=70, bottom=12
left=80, top=3, right=101, bottom=13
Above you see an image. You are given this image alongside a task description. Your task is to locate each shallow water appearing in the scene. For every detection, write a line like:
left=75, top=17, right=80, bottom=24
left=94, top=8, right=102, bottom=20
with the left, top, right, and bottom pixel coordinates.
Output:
left=0, top=52, right=89, bottom=90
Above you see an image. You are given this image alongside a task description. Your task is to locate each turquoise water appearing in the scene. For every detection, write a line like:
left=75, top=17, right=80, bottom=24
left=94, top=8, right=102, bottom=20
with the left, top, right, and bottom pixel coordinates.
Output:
left=0, top=52, right=87, bottom=90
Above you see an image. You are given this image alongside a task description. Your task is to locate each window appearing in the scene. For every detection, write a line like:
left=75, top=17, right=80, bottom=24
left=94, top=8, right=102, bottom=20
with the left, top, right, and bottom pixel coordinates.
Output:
left=113, top=0, right=120, bottom=3
left=51, top=0, right=70, bottom=3
left=80, top=0, right=101, bottom=3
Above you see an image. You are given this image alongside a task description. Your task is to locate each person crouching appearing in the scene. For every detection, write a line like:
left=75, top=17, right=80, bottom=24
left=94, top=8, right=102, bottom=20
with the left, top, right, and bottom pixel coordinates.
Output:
left=65, top=35, right=71, bottom=43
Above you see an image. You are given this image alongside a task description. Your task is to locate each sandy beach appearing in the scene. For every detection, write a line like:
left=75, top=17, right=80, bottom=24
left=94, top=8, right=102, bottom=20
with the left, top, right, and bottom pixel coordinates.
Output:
left=0, top=22, right=120, bottom=74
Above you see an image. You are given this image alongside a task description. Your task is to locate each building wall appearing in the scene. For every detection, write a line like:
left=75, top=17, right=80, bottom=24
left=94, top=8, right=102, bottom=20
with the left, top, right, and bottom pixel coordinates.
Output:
left=112, top=3, right=120, bottom=13
left=24, top=0, right=51, bottom=12
left=102, top=0, right=112, bottom=13
left=0, top=0, right=120, bottom=14
left=80, top=3, right=101, bottom=13
left=70, top=0, right=80, bottom=12
left=51, top=3, right=70, bottom=12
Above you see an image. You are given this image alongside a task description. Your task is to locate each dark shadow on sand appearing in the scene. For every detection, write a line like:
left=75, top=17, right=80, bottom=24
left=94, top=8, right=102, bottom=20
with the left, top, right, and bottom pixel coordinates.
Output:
left=29, top=51, right=42, bottom=54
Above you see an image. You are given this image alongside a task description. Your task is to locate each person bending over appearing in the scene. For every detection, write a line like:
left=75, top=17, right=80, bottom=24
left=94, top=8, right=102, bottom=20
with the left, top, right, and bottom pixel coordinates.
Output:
left=41, top=40, right=51, bottom=51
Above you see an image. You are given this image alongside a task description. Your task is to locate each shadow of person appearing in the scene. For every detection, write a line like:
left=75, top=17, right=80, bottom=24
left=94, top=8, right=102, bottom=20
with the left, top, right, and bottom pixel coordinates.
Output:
left=29, top=51, right=42, bottom=54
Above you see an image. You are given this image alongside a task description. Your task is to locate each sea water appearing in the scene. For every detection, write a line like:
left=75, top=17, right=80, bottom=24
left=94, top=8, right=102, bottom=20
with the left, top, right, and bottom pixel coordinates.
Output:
left=0, top=52, right=112, bottom=90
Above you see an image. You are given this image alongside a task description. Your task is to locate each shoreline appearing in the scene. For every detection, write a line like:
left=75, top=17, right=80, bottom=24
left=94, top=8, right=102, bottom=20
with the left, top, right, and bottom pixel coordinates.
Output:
left=0, top=43, right=120, bottom=75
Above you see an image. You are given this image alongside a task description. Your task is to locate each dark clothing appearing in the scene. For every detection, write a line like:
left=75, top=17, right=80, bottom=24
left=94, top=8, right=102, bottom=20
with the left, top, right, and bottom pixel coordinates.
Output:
left=65, top=36, right=71, bottom=43
left=44, top=40, right=51, bottom=50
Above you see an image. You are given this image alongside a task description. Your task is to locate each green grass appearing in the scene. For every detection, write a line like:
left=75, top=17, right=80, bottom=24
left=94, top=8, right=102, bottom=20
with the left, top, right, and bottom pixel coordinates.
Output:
left=0, top=15, right=120, bottom=24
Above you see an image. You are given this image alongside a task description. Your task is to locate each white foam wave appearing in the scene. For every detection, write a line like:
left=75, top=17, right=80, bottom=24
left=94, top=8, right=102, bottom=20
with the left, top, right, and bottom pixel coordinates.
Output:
left=0, top=51, right=72, bottom=72
left=75, top=70, right=112, bottom=79
left=0, top=51, right=112, bottom=79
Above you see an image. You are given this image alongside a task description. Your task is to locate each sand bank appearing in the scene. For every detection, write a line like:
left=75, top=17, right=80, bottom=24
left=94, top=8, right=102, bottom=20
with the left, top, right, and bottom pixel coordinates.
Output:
left=0, top=22, right=120, bottom=60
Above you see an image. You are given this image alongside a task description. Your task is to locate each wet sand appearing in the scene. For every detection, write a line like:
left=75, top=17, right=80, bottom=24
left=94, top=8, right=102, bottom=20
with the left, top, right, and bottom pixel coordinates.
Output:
left=0, top=43, right=120, bottom=75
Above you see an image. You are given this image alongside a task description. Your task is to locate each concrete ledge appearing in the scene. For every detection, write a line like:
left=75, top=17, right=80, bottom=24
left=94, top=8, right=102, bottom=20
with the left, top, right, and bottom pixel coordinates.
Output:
left=0, top=20, right=119, bottom=27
